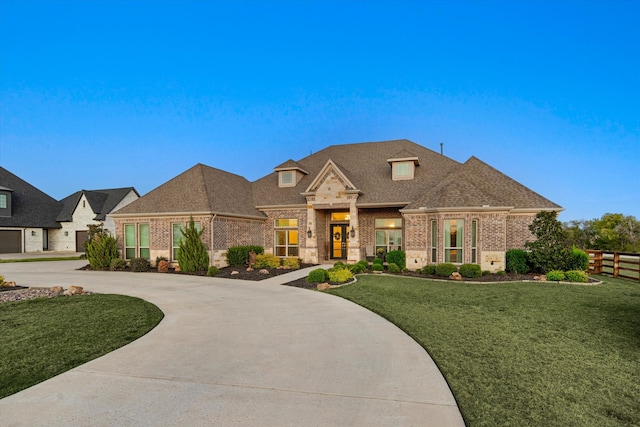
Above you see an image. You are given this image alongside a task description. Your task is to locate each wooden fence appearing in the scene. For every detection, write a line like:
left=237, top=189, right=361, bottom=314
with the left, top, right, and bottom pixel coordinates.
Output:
left=586, top=250, right=640, bottom=281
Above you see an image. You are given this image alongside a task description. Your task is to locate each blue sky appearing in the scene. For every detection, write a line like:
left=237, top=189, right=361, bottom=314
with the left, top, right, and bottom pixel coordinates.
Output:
left=1, top=0, right=638, bottom=222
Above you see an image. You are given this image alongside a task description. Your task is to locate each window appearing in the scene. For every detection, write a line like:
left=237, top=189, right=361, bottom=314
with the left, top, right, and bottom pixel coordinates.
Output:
left=0, top=194, right=6, bottom=209
left=444, top=219, right=464, bottom=263
left=431, top=220, right=437, bottom=263
left=139, top=224, right=150, bottom=260
left=396, top=162, right=410, bottom=177
left=172, top=222, right=202, bottom=260
left=375, top=218, right=402, bottom=254
left=279, top=170, right=295, bottom=187
left=124, top=224, right=136, bottom=260
left=471, top=220, right=477, bottom=263
left=275, top=218, right=298, bottom=257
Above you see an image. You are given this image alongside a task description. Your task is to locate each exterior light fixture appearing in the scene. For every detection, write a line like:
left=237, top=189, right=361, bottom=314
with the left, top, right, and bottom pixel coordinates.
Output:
left=307, top=228, right=313, bottom=238
left=31, top=230, right=36, bottom=236
left=350, top=226, right=355, bottom=238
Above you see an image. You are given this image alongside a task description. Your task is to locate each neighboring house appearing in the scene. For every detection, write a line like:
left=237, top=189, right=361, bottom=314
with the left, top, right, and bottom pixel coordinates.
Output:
left=0, top=167, right=61, bottom=253
left=0, top=166, right=138, bottom=254
left=111, top=139, right=562, bottom=271
left=53, top=188, right=140, bottom=252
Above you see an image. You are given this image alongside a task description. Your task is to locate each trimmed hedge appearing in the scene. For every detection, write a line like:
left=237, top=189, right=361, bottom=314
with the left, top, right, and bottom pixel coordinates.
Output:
left=506, top=249, right=529, bottom=274
left=436, top=263, right=458, bottom=277
left=226, top=245, right=264, bottom=267
left=422, top=265, right=436, bottom=275
left=206, top=266, right=220, bottom=276
left=547, top=270, right=566, bottom=281
left=388, top=263, right=401, bottom=273
left=307, top=268, right=329, bottom=283
left=565, top=270, right=589, bottom=283
left=459, top=263, right=482, bottom=278
left=565, top=247, right=589, bottom=271
left=255, top=253, right=280, bottom=269
left=386, top=250, right=406, bottom=270
left=130, top=257, right=150, bottom=272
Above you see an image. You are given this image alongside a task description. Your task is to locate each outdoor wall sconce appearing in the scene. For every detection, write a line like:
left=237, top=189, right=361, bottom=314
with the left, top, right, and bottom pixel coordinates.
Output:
left=350, top=226, right=355, bottom=238
left=307, top=228, right=313, bottom=238
left=31, top=231, right=36, bottom=236
left=65, top=231, right=69, bottom=236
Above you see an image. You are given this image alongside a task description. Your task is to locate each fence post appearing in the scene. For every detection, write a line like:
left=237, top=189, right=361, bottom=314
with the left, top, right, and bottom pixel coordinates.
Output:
left=613, top=252, right=620, bottom=278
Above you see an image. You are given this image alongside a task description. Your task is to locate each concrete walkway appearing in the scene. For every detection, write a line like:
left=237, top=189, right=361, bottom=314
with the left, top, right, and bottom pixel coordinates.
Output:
left=0, top=260, right=465, bottom=426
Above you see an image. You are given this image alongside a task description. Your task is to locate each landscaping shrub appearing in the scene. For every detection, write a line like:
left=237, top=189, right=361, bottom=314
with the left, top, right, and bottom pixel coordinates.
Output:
left=157, top=259, right=169, bottom=273
left=565, top=247, right=589, bottom=271
left=307, top=268, right=329, bottom=283
left=372, top=263, right=384, bottom=272
left=482, top=270, right=491, bottom=276
left=206, top=266, right=220, bottom=277
left=177, top=217, right=209, bottom=273
left=496, top=270, right=506, bottom=276
left=372, top=257, right=384, bottom=266
left=388, top=262, right=401, bottom=273
left=357, top=260, right=369, bottom=271
left=0, top=275, right=5, bottom=285
left=130, top=257, right=150, bottom=272
left=422, top=265, right=436, bottom=275
left=506, top=249, right=529, bottom=274
left=226, top=245, right=264, bottom=267
left=547, top=270, right=566, bottom=281
left=254, top=253, right=280, bottom=269
left=525, top=211, right=570, bottom=273
left=282, top=257, right=300, bottom=270
left=109, top=258, right=127, bottom=271
left=333, top=261, right=346, bottom=269
left=349, top=263, right=365, bottom=274
left=565, top=270, right=588, bottom=283
left=459, top=263, right=482, bottom=278
left=436, top=263, right=458, bottom=277
left=386, top=250, right=406, bottom=270
left=84, top=223, right=119, bottom=270
left=328, top=268, right=354, bottom=283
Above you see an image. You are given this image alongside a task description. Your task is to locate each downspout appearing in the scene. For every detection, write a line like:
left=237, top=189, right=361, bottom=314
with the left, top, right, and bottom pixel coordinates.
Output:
left=210, top=214, right=217, bottom=266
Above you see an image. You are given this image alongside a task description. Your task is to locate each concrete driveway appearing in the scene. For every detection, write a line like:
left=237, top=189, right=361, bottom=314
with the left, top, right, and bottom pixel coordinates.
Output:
left=0, top=260, right=465, bottom=426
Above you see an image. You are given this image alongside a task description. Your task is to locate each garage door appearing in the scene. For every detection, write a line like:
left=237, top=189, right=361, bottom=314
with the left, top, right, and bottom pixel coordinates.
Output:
left=0, top=230, right=21, bottom=254
left=76, top=231, right=89, bottom=252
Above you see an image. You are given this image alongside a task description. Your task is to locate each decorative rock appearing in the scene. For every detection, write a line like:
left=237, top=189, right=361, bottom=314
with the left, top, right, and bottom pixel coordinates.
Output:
left=69, top=286, right=84, bottom=295
left=450, top=272, right=462, bottom=281
left=259, top=269, right=270, bottom=275
left=317, top=283, right=331, bottom=291
left=1, top=281, right=17, bottom=287
left=157, top=260, right=169, bottom=273
left=174, top=265, right=181, bottom=272
left=246, top=267, right=254, bottom=271
left=231, top=270, right=239, bottom=275
left=50, top=286, right=64, bottom=293
left=63, top=290, right=72, bottom=296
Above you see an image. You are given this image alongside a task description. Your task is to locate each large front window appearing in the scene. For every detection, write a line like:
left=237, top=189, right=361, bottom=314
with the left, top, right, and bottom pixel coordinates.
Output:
left=172, top=222, right=202, bottom=260
left=125, top=224, right=136, bottom=260
left=124, top=223, right=150, bottom=260
left=375, top=218, right=402, bottom=254
left=275, top=218, right=298, bottom=257
left=444, top=219, right=464, bottom=263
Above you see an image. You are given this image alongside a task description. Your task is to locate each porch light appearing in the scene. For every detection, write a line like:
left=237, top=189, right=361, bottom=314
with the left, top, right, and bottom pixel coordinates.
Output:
left=307, top=228, right=313, bottom=238
left=350, top=226, right=355, bottom=238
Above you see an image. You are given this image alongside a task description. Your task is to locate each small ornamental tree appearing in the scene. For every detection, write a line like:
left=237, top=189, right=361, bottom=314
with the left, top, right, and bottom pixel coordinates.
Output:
left=525, top=211, right=570, bottom=273
left=177, top=217, right=210, bottom=273
left=84, top=223, right=119, bottom=270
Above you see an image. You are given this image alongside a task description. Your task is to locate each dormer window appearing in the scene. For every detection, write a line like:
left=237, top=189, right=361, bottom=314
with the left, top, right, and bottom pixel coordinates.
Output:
left=0, top=189, right=12, bottom=217
left=279, top=170, right=295, bottom=187
left=388, top=156, right=420, bottom=181
left=274, top=160, right=309, bottom=188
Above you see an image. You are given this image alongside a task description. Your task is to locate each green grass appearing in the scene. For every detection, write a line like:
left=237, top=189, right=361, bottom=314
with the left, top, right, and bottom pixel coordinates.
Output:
left=327, top=275, right=640, bottom=426
left=0, top=294, right=164, bottom=398
left=0, top=257, right=83, bottom=263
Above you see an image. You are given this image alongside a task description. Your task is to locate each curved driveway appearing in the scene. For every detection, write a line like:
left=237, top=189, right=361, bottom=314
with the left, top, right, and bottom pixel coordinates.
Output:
left=0, top=260, right=464, bottom=426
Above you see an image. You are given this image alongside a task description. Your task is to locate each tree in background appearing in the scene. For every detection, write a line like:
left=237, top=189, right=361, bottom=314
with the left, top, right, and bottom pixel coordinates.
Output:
left=525, top=211, right=569, bottom=273
left=176, top=217, right=210, bottom=273
left=84, top=223, right=119, bottom=270
left=564, top=213, right=640, bottom=252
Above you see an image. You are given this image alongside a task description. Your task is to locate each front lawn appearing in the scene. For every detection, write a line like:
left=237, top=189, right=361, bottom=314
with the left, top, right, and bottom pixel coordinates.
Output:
left=0, top=294, right=164, bottom=398
left=327, top=275, right=640, bottom=426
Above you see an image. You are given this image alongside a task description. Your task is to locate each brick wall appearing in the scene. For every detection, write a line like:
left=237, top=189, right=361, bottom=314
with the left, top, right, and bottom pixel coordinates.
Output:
left=506, top=214, right=536, bottom=249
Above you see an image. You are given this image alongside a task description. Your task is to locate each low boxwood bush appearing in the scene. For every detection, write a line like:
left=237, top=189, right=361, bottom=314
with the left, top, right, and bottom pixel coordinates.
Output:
left=482, top=270, right=491, bottom=276
left=357, top=260, right=369, bottom=271
left=565, top=270, right=588, bottom=283
left=226, top=245, right=265, bottom=267
left=496, top=270, right=506, bottom=276
left=333, top=261, right=346, bottom=269
left=307, top=268, right=329, bottom=283
left=329, top=268, right=354, bottom=283
left=506, top=249, right=529, bottom=274
left=349, top=263, right=365, bottom=274
left=254, top=253, right=280, bottom=269
left=547, top=270, right=566, bottom=281
left=110, top=258, right=127, bottom=271
left=459, top=263, right=482, bottom=278
left=422, top=265, right=436, bottom=275
left=206, top=266, right=220, bottom=276
left=565, top=247, right=589, bottom=271
left=372, top=263, right=384, bottom=272
left=386, top=250, right=406, bottom=270
left=130, top=257, right=150, bottom=272
left=372, top=258, right=384, bottom=266
left=436, top=263, right=458, bottom=277
left=282, top=257, right=300, bottom=270
left=388, top=262, right=401, bottom=273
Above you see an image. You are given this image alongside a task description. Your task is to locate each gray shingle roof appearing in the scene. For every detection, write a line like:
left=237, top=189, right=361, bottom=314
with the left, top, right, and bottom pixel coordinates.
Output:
left=0, top=167, right=62, bottom=228
left=57, top=188, right=138, bottom=222
left=113, top=164, right=265, bottom=218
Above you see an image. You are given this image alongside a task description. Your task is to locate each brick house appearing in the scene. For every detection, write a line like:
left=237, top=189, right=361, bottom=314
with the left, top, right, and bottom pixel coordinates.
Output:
left=110, top=139, right=562, bottom=271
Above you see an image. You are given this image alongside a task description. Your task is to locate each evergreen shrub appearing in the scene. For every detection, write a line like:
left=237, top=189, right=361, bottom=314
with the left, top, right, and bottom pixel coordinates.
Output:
left=459, top=263, right=482, bottom=278
left=131, top=257, right=150, bottom=272
left=372, top=263, right=384, bottom=272
left=386, top=250, right=406, bottom=270
left=388, top=263, right=401, bottom=273
left=282, top=257, right=300, bottom=269
left=547, top=270, right=566, bottom=281
left=307, top=268, right=329, bottom=283
left=422, top=265, right=436, bottom=275
left=329, top=268, right=353, bottom=283
left=255, top=254, right=280, bottom=269
left=506, top=249, right=530, bottom=274
left=85, top=224, right=119, bottom=270
left=110, top=258, right=127, bottom=271
left=436, top=263, right=458, bottom=277
left=177, top=218, right=210, bottom=273
left=226, top=245, right=264, bottom=267
left=372, top=258, right=384, bottom=266
left=565, top=247, right=589, bottom=271
left=565, top=270, right=588, bottom=283
left=207, top=266, right=220, bottom=276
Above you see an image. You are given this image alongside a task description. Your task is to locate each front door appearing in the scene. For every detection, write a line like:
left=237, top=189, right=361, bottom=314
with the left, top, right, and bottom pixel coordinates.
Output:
left=331, top=224, right=349, bottom=259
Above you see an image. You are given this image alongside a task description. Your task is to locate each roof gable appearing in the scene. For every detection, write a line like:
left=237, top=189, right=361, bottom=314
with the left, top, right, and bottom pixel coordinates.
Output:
left=57, top=188, right=138, bottom=222
left=304, top=160, right=359, bottom=194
